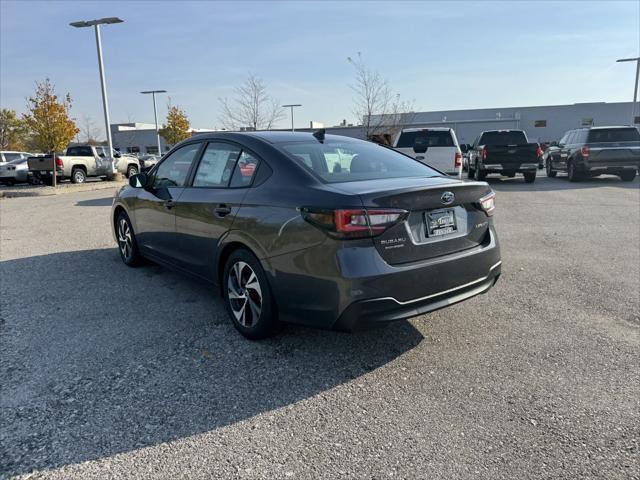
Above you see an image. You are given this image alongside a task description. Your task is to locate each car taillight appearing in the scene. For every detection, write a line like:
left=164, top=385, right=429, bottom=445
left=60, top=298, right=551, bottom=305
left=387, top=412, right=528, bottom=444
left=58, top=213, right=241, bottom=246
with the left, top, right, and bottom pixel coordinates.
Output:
left=55, top=156, right=63, bottom=168
left=536, top=146, right=543, bottom=157
left=478, top=191, right=496, bottom=217
left=481, top=147, right=487, bottom=160
left=301, top=207, right=407, bottom=239
left=454, top=151, right=462, bottom=168
left=581, top=146, right=590, bottom=158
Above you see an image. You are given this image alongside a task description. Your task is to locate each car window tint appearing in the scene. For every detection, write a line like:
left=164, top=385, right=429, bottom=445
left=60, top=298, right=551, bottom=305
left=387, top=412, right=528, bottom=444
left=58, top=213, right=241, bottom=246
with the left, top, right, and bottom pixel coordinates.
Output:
left=3, top=153, right=22, bottom=161
left=193, top=142, right=240, bottom=187
left=559, top=132, right=569, bottom=145
left=479, top=131, right=527, bottom=145
left=153, top=143, right=201, bottom=188
left=587, top=128, right=640, bottom=143
left=281, top=140, right=439, bottom=184
left=396, top=130, right=454, bottom=148
left=230, top=150, right=260, bottom=187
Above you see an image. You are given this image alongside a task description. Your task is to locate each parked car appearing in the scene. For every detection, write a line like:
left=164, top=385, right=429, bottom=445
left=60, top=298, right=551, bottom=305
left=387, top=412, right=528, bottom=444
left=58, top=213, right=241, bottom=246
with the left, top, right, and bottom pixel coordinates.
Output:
left=28, top=145, right=140, bottom=184
left=137, top=154, right=161, bottom=171
left=0, top=157, right=30, bottom=184
left=112, top=131, right=501, bottom=339
left=464, top=130, right=542, bottom=183
left=545, top=126, right=640, bottom=182
left=392, top=127, right=462, bottom=176
left=1, top=151, right=33, bottom=165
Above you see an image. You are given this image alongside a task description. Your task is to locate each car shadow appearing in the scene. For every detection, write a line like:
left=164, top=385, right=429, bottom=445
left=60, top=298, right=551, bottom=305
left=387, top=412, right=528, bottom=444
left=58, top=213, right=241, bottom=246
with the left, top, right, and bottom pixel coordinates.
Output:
left=75, top=196, right=114, bottom=207
left=484, top=173, right=639, bottom=192
left=0, top=248, right=423, bottom=477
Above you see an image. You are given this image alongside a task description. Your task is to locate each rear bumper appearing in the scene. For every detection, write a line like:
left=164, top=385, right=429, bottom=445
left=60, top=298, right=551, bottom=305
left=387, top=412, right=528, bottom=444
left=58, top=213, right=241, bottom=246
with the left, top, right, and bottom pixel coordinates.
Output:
left=482, top=163, right=538, bottom=172
left=265, top=226, right=501, bottom=330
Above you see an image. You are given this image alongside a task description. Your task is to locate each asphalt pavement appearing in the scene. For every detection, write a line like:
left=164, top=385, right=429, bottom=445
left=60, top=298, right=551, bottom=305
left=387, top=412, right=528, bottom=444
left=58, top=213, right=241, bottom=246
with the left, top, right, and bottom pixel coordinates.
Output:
left=1, top=173, right=638, bottom=479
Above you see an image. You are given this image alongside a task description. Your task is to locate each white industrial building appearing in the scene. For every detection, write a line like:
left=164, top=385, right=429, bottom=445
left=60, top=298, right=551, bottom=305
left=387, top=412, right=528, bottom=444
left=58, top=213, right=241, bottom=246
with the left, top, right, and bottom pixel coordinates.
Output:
left=310, top=101, right=639, bottom=144
left=110, top=123, right=216, bottom=155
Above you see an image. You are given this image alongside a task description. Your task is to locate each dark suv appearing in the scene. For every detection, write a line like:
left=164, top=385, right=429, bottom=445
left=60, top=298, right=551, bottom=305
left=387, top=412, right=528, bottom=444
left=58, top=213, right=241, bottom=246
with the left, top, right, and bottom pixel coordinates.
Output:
left=545, top=126, right=640, bottom=182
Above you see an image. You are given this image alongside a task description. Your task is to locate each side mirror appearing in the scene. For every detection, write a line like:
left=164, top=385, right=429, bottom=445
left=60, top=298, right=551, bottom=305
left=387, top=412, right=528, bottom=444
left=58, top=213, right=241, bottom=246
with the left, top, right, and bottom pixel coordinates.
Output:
left=98, top=153, right=106, bottom=158
left=413, top=138, right=428, bottom=154
left=114, top=152, right=121, bottom=158
left=129, top=172, right=149, bottom=188
left=460, top=144, right=468, bottom=153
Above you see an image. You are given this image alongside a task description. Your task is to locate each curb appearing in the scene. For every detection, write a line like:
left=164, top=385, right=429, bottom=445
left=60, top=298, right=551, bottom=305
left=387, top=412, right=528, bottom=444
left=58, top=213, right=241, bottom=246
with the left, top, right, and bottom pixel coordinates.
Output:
left=0, top=181, right=126, bottom=199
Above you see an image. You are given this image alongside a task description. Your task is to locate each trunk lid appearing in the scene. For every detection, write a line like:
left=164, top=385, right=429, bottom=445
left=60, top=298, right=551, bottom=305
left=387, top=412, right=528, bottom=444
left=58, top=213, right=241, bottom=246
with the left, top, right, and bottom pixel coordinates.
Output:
left=483, top=143, right=539, bottom=166
left=329, top=177, right=493, bottom=265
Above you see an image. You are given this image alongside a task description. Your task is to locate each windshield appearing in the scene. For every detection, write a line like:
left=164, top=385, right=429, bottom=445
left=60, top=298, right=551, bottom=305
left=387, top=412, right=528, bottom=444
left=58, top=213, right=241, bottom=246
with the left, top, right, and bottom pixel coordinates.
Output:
left=480, top=131, right=528, bottom=145
left=587, top=128, right=640, bottom=143
left=280, top=140, right=440, bottom=184
left=396, top=130, right=454, bottom=148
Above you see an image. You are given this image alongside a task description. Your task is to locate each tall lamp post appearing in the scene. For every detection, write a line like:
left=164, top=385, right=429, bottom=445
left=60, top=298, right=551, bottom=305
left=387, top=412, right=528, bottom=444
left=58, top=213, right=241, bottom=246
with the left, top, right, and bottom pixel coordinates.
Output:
left=282, top=104, right=302, bottom=132
left=616, top=57, right=640, bottom=123
left=141, top=90, right=167, bottom=155
left=70, top=17, right=123, bottom=176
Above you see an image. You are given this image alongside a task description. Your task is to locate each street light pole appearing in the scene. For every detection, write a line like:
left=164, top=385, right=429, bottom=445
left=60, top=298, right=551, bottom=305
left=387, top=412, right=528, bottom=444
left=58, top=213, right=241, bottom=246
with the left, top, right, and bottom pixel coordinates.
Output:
left=141, top=90, right=167, bottom=155
left=282, top=104, right=302, bottom=132
left=70, top=17, right=123, bottom=176
left=616, top=57, right=640, bottom=123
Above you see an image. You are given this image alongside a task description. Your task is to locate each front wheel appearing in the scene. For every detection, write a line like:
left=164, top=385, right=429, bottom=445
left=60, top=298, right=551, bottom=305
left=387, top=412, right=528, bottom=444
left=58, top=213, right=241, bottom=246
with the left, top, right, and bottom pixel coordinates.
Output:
left=474, top=165, right=486, bottom=181
left=620, top=170, right=637, bottom=182
left=523, top=171, right=536, bottom=183
left=126, top=165, right=138, bottom=178
left=116, top=212, right=143, bottom=267
left=546, top=158, right=557, bottom=178
left=223, top=249, right=279, bottom=340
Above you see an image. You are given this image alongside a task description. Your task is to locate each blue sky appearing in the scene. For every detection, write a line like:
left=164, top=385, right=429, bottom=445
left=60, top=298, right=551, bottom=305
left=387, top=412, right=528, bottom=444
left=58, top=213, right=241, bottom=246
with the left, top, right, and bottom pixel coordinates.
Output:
left=1, top=0, right=639, bottom=135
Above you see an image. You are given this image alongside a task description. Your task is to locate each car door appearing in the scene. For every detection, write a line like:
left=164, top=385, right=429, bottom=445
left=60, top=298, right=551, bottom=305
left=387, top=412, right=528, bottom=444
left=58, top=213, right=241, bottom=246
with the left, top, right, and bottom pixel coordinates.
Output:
left=134, top=141, right=203, bottom=261
left=172, top=142, right=259, bottom=280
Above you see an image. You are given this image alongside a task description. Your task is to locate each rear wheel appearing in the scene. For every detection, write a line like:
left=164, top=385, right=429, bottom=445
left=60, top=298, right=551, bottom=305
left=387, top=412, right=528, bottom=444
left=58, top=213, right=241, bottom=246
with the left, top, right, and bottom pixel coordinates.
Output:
left=474, top=165, right=486, bottom=181
left=71, top=168, right=86, bottom=184
left=126, top=165, right=138, bottom=178
left=620, top=170, right=637, bottom=182
left=523, top=171, right=536, bottom=183
left=546, top=158, right=557, bottom=177
left=223, top=249, right=279, bottom=340
left=567, top=162, right=581, bottom=182
left=467, top=162, right=475, bottom=179
left=116, top=212, right=143, bottom=267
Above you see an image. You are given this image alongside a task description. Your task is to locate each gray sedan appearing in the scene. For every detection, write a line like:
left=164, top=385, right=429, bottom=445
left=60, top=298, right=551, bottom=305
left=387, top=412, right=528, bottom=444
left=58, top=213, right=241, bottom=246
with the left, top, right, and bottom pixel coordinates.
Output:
left=0, top=157, right=30, bottom=184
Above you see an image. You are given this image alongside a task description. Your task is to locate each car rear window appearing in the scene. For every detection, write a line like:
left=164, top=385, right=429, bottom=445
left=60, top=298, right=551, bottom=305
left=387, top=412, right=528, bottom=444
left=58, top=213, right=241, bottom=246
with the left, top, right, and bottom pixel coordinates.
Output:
left=3, top=153, right=22, bottom=162
left=396, top=130, right=454, bottom=148
left=280, top=140, right=440, bottom=184
left=479, top=131, right=528, bottom=145
left=587, top=128, right=640, bottom=143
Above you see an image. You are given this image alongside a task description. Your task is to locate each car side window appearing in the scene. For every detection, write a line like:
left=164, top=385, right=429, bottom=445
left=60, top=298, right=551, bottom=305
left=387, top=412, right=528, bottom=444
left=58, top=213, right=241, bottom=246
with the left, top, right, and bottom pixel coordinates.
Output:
left=192, top=142, right=241, bottom=188
left=152, top=143, right=201, bottom=188
left=558, top=132, right=569, bottom=145
left=229, top=150, right=260, bottom=187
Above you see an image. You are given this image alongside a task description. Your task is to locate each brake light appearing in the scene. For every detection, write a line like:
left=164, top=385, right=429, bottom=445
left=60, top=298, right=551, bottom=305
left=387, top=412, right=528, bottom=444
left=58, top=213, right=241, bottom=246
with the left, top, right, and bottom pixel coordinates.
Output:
left=478, top=191, right=496, bottom=217
left=581, top=146, right=590, bottom=158
left=481, top=147, right=487, bottom=160
left=301, top=207, right=407, bottom=239
left=55, top=156, right=63, bottom=168
left=454, top=151, right=462, bottom=168
left=536, top=145, right=543, bottom=157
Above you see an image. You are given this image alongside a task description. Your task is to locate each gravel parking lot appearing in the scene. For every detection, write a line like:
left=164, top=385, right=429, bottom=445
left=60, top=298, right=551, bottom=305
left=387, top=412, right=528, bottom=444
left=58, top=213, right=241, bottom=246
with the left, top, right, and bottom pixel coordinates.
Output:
left=1, top=174, right=638, bottom=479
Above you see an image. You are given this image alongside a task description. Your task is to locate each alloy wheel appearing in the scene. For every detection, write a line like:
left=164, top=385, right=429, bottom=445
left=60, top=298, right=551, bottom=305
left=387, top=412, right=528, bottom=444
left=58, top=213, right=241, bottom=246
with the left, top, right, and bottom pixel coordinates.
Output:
left=117, top=218, right=133, bottom=260
left=227, top=261, right=263, bottom=327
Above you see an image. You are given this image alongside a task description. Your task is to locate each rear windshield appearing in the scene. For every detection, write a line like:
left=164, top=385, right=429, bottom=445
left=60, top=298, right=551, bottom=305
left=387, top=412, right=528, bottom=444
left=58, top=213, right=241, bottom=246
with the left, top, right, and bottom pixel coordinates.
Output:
left=3, top=153, right=22, bottom=162
left=479, top=131, right=528, bottom=145
left=396, top=130, right=454, bottom=148
left=280, top=140, right=440, bottom=184
left=587, top=128, right=640, bottom=143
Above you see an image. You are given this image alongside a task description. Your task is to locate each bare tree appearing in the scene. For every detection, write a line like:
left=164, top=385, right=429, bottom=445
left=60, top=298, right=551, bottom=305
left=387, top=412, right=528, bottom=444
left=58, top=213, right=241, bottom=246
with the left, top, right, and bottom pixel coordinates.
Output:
left=219, top=73, right=285, bottom=131
left=348, top=52, right=415, bottom=143
left=80, top=115, right=101, bottom=145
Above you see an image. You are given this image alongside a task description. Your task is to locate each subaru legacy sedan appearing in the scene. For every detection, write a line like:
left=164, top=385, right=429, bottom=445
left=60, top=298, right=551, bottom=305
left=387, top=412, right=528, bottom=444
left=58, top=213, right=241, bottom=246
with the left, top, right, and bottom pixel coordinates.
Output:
left=112, top=131, right=501, bottom=339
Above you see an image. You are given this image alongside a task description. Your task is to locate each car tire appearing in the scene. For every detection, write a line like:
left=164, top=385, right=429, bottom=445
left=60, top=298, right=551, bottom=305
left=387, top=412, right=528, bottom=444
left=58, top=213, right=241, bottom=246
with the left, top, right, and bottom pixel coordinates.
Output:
left=523, top=171, right=536, bottom=183
left=505, top=172, right=516, bottom=178
left=546, top=159, right=557, bottom=178
left=126, top=165, right=138, bottom=178
left=223, top=249, right=279, bottom=340
left=567, top=162, right=581, bottom=182
left=620, top=170, right=637, bottom=182
left=116, top=211, right=144, bottom=267
left=474, top=165, right=486, bottom=181
left=467, top=164, right=475, bottom=179
left=71, top=168, right=86, bottom=184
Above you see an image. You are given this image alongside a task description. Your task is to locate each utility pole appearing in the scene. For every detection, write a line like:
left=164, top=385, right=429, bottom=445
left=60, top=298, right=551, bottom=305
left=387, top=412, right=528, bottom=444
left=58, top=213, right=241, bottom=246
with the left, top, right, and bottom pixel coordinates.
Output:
left=282, top=104, right=302, bottom=132
left=141, top=90, right=167, bottom=154
left=616, top=57, right=640, bottom=123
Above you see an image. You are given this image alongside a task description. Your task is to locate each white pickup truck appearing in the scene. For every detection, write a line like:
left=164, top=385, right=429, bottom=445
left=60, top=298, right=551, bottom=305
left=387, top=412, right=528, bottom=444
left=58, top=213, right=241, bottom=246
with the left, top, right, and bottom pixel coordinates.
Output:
left=392, top=127, right=463, bottom=177
left=28, top=145, right=140, bottom=184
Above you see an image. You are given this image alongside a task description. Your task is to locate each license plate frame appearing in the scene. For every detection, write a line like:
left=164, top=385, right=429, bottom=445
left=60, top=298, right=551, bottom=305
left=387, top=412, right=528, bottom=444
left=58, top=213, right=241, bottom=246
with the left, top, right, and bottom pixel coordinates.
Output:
left=425, top=208, right=457, bottom=237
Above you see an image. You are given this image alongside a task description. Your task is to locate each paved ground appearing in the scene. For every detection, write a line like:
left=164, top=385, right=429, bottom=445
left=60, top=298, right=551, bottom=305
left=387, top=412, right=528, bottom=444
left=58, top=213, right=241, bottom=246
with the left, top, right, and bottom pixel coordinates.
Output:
left=1, top=173, right=638, bottom=479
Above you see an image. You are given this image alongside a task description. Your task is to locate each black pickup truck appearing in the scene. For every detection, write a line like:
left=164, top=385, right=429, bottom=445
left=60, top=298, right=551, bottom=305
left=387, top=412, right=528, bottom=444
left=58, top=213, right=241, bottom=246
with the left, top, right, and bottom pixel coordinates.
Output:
left=463, top=130, right=541, bottom=183
left=544, top=126, right=640, bottom=182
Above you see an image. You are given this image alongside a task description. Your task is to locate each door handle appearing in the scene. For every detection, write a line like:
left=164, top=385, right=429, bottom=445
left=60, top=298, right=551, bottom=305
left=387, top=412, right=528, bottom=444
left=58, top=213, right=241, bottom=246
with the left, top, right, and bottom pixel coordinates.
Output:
left=163, top=199, right=175, bottom=210
left=214, top=204, right=232, bottom=217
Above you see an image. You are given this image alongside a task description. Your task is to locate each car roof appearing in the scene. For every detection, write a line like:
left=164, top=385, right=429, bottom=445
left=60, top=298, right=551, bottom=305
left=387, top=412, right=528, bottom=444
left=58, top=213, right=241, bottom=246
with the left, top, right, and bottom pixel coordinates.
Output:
left=191, top=131, right=360, bottom=145
left=400, top=127, right=451, bottom=133
left=587, top=125, right=637, bottom=130
left=481, top=129, right=524, bottom=133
